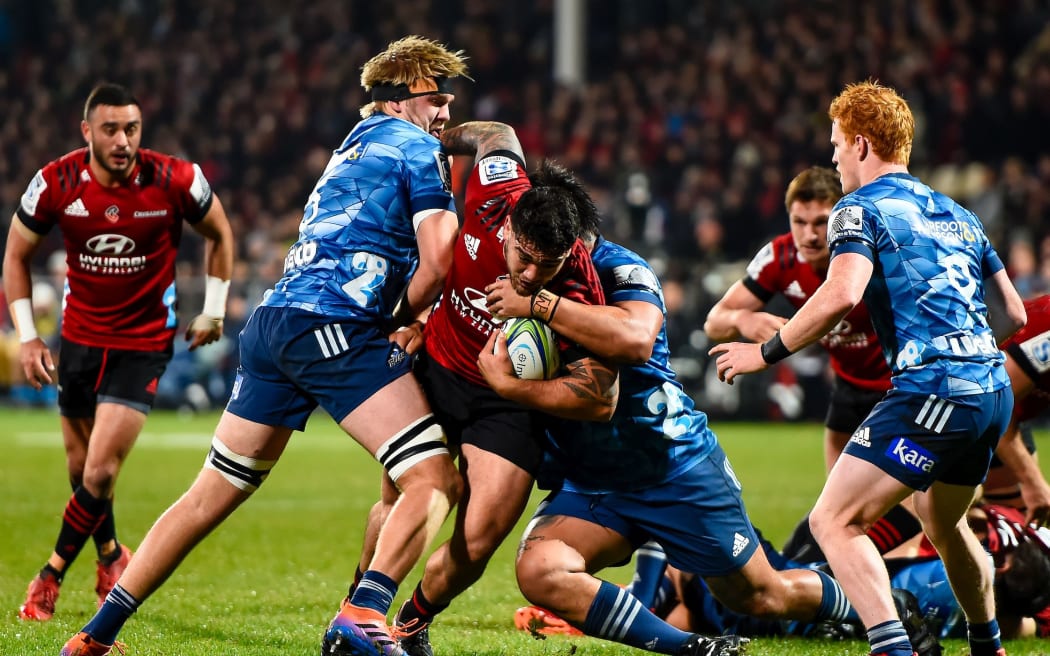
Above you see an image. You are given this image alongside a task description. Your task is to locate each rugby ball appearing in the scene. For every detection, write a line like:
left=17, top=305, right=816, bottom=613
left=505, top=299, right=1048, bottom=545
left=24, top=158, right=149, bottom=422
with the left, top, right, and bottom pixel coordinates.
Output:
left=502, top=318, right=561, bottom=380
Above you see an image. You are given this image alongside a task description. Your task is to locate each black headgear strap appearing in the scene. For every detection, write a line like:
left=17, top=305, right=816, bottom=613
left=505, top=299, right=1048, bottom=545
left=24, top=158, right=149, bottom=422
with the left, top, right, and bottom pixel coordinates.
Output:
left=372, top=76, right=455, bottom=102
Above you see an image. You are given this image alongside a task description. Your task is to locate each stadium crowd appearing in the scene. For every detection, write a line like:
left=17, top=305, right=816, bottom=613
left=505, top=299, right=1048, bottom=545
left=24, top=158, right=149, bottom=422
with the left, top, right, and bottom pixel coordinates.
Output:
left=2, top=0, right=1050, bottom=413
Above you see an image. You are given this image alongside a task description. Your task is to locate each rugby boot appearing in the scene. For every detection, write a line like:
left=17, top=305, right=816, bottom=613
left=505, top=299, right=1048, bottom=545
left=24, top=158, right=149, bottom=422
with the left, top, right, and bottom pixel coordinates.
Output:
left=393, top=599, right=437, bottom=656
left=60, top=632, right=125, bottom=656
left=513, top=604, right=583, bottom=637
left=892, top=588, right=942, bottom=656
left=19, top=570, right=60, bottom=621
left=322, top=600, right=403, bottom=656
left=95, top=547, right=133, bottom=608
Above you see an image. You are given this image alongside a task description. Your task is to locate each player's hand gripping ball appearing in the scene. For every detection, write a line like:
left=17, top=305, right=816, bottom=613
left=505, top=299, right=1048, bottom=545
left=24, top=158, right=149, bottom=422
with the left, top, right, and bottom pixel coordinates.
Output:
left=501, top=317, right=560, bottom=380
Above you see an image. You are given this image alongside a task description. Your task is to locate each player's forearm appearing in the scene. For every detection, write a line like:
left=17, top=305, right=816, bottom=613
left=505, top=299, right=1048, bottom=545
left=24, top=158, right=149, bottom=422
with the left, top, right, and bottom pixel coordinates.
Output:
left=547, top=300, right=654, bottom=365
left=703, top=305, right=744, bottom=342
left=493, top=358, right=619, bottom=422
left=440, top=121, right=522, bottom=160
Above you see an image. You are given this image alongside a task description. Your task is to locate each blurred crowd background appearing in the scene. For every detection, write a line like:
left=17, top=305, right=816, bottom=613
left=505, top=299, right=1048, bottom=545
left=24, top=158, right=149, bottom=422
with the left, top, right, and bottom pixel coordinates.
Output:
left=2, top=0, right=1049, bottom=419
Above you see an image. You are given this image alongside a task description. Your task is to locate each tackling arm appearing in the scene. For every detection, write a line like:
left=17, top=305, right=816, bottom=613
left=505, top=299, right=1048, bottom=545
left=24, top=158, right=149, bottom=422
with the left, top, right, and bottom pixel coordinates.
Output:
left=440, top=121, right=524, bottom=161
left=477, top=329, right=618, bottom=422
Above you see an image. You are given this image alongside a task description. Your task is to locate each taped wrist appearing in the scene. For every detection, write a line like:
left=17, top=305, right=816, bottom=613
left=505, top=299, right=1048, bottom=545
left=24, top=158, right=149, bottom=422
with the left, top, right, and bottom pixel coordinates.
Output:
left=760, top=331, right=792, bottom=364
left=202, top=276, right=230, bottom=319
left=530, top=289, right=560, bottom=323
left=11, top=297, right=38, bottom=342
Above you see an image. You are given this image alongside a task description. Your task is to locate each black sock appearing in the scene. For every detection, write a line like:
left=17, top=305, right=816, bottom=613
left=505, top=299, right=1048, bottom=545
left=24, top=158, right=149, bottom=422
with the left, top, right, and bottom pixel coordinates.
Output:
left=399, top=582, right=449, bottom=624
left=53, top=486, right=108, bottom=573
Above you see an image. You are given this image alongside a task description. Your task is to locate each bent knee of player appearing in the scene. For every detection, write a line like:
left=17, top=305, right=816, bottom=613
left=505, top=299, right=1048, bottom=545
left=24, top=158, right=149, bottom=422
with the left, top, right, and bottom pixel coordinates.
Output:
left=516, top=539, right=578, bottom=600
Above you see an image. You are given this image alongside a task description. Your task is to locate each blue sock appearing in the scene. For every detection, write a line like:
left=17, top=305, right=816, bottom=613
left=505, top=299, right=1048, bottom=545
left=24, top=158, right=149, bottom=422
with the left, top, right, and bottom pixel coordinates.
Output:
left=83, top=584, right=139, bottom=646
left=627, top=542, right=668, bottom=609
left=967, top=619, right=1001, bottom=656
left=867, top=619, right=913, bottom=656
left=349, top=570, right=397, bottom=616
left=812, top=568, right=853, bottom=622
left=583, top=580, right=692, bottom=654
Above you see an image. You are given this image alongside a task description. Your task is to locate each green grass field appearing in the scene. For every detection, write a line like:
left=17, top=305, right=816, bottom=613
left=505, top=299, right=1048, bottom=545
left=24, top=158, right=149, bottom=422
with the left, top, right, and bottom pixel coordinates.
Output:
left=2, top=409, right=1048, bottom=655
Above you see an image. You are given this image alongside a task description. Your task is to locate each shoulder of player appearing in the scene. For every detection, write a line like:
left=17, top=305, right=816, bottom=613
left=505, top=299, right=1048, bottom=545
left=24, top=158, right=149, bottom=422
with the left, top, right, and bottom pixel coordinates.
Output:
left=136, top=148, right=200, bottom=187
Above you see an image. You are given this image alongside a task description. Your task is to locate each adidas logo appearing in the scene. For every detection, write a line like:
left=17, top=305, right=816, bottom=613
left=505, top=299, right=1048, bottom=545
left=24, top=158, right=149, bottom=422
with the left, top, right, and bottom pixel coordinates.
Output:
left=850, top=426, right=871, bottom=447
left=732, top=532, right=750, bottom=557
left=783, top=280, right=806, bottom=299
left=64, top=198, right=89, bottom=216
left=464, top=234, right=480, bottom=260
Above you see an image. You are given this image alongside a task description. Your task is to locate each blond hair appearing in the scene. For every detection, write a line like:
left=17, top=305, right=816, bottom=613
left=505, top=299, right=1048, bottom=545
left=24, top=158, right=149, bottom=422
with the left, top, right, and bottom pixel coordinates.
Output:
left=784, top=166, right=842, bottom=212
left=360, top=36, right=469, bottom=118
left=828, top=80, right=914, bottom=166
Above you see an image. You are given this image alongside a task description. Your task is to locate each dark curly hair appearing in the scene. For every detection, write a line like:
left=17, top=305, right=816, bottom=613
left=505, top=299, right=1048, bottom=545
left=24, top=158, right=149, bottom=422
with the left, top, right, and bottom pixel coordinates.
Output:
left=527, top=159, right=602, bottom=241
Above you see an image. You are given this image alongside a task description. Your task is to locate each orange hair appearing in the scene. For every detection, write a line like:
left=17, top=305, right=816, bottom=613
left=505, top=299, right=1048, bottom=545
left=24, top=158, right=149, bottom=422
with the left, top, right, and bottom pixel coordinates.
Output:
left=829, top=80, right=914, bottom=166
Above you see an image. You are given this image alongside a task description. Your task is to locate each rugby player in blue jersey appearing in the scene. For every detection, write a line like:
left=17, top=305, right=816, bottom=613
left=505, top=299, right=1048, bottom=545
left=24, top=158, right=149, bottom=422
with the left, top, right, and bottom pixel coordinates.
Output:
left=709, top=80, right=1028, bottom=656
left=62, top=36, right=469, bottom=656
left=481, top=198, right=858, bottom=656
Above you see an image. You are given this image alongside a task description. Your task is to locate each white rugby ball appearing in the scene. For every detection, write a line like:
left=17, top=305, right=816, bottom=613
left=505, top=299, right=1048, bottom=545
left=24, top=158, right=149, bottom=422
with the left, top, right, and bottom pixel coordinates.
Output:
left=502, top=317, right=561, bottom=380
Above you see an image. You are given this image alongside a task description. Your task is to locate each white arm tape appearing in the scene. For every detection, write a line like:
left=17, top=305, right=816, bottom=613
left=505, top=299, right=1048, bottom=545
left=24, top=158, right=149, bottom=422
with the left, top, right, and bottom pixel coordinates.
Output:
left=11, top=297, right=38, bottom=343
left=202, top=276, right=231, bottom=319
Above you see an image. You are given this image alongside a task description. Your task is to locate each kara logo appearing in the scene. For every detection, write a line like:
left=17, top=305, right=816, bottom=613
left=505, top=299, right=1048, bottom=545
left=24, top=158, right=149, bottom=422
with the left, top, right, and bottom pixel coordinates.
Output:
left=464, top=234, right=481, bottom=260
left=732, top=532, right=750, bottom=557
left=104, top=205, right=121, bottom=223
left=87, top=234, right=137, bottom=255
left=746, top=242, right=775, bottom=279
left=134, top=209, right=168, bottom=219
left=849, top=426, right=871, bottom=447
left=888, top=437, right=937, bottom=473
left=64, top=199, right=89, bottom=217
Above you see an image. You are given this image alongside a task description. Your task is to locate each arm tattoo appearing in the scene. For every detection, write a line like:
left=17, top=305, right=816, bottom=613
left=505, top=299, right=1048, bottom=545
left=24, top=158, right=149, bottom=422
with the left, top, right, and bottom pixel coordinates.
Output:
left=561, top=358, right=618, bottom=410
left=441, top=121, right=524, bottom=160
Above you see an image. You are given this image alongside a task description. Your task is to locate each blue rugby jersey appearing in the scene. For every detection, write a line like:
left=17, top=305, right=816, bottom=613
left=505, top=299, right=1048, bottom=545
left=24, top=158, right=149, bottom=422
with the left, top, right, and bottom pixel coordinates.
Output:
left=827, top=172, right=1009, bottom=397
left=544, top=238, right=717, bottom=492
left=262, top=114, right=455, bottom=321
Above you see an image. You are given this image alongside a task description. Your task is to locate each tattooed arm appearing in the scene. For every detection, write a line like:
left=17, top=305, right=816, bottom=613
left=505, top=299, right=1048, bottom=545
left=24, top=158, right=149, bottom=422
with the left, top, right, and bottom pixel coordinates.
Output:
left=441, top=121, right=525, bottom=162
left=477, top=330, right=618, bottom=422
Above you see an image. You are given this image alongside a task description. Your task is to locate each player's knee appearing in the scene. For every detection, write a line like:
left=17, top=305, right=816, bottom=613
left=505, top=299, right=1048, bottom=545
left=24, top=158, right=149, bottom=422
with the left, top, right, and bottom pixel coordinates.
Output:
left=377, top=415, right=459, bottom=501
left=515, top=541, right=568, bottom=602
left=203, top=436, right=276, bottom=493
left=82, top=462, right=120, bottom=496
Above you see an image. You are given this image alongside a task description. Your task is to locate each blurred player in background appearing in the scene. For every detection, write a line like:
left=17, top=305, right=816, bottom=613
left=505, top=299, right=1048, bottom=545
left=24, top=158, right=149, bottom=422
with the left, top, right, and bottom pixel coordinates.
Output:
left=339, top=120, right=615, bottom=656
left=710, top=80, right=1027, bottom=656
left=705, top=166, right=891, bottom=472
left=62, top=36, right=467, bottom=656
left=5, top=82, right=234, bottom=623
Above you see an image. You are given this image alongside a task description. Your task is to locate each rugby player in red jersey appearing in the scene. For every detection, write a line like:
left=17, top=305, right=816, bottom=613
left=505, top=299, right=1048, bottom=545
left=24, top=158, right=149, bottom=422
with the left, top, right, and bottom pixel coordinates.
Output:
left=4, top=82, right=234, bottom=622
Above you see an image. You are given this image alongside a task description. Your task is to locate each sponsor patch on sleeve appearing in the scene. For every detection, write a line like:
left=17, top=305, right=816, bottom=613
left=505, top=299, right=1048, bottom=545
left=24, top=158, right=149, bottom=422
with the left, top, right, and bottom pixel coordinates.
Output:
left=745, top=242, right=775, bottom=280
left=20, top=170, right=47, bottom=216
left=478, top=155, right=517, bottom=186
left=1019, top=329, right=1050, bottom=374
left=612, top=263, right=660, bottom=295
left=828, top=205, right=865, bottom=243
left=434, top=151, right=452, bottom=194
left=189, top=163, right=214, bottom=210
